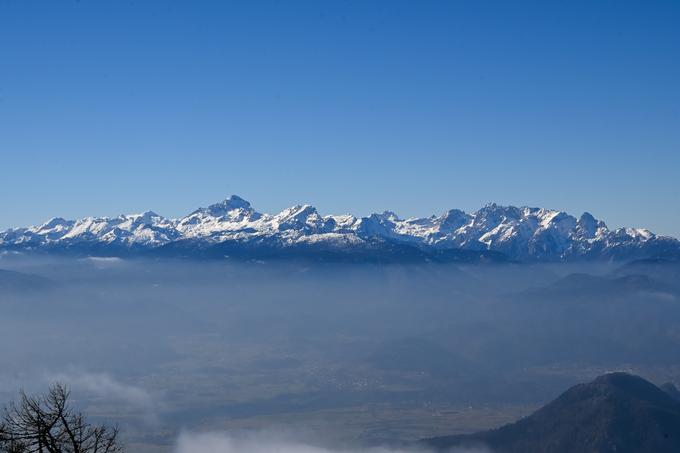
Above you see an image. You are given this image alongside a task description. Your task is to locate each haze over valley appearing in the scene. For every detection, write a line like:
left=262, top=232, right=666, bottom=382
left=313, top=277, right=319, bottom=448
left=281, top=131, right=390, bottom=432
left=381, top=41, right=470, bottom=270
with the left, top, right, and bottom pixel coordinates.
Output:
left=2, top=251, right=680, bottom=451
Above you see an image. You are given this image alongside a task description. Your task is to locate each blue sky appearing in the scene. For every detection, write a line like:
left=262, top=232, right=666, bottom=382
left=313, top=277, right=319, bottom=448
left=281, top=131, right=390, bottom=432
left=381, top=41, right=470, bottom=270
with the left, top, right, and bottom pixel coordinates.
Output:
left=1, top=0, right=679, bottom=235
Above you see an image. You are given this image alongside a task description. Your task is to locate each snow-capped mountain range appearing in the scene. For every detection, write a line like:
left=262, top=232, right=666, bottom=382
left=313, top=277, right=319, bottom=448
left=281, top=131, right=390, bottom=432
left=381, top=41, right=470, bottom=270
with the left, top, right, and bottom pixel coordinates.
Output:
left=1, top=196, right=678, bottom=262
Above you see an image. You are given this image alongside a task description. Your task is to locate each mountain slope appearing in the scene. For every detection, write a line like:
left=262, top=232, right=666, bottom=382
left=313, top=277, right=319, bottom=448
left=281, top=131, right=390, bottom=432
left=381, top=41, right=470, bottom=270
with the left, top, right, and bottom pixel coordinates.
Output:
left=1, top=196, right=678, bottom=262
left=425, top=373, right=680, bottom=453
left=0, top=268, right=54, bottom=292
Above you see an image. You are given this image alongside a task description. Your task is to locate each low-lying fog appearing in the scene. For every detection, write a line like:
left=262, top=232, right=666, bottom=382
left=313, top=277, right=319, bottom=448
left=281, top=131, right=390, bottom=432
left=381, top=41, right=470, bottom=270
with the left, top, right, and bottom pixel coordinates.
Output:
left=1, top=253, right=679, bottom=452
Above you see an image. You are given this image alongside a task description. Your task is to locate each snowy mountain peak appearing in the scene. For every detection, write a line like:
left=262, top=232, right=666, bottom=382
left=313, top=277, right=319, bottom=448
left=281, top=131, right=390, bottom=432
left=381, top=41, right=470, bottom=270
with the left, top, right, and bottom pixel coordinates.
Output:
left=376, top=211, right=400, bottom=222
left=37, top=217, right=74, bottom=230
left=202, top=195, right=253, bottom=217
left=439, top=209, right=472, bottom=230
left=274, top=204, right=333, bottom=233
left=127, top=211, right=162, bottom=222
left=575, top=212, right=606, bottom=239
left=1, top=198, right=677, bottom=262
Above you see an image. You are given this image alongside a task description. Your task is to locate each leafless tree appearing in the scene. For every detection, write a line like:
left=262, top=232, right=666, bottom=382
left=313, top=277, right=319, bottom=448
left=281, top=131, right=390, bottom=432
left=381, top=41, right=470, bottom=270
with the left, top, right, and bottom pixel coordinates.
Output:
left=0, top=383, right=122, bottom=453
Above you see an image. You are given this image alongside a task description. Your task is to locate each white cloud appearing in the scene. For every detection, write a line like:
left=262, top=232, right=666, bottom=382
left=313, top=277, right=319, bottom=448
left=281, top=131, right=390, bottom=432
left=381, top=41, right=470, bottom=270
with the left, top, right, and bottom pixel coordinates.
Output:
left=80, top=256, right=125, bottom=268
left=45, top=370, right=157, bottom=423
left=174, top=431, right=491, bottom=453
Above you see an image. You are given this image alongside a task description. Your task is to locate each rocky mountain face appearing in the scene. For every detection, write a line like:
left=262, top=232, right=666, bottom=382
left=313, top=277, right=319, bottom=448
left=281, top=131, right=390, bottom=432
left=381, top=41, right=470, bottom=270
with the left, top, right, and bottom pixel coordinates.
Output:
left=425, top=372, right=680, bottom=453
left=1, top=195, right=678, bottom=262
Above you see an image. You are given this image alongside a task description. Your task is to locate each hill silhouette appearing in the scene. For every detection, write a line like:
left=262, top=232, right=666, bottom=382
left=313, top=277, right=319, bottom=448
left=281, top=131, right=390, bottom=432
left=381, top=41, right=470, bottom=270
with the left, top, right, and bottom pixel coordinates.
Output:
left=425, top=372, right=680, bottom=453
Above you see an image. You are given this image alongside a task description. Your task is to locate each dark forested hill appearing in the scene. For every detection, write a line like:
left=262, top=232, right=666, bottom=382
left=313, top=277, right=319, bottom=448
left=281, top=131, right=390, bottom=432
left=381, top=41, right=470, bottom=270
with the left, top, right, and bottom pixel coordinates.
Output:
left=425, top=373, right=680, bottom=453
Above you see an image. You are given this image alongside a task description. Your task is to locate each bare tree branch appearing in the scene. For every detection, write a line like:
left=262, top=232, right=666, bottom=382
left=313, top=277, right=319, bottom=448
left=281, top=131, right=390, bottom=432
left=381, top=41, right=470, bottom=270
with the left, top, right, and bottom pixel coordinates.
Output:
left=0, top=384, right=123, bottom=453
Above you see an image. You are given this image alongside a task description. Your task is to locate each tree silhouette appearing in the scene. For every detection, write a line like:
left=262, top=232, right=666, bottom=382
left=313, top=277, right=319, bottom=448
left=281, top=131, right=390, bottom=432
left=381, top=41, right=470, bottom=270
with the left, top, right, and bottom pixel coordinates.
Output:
left=0, top=383, right=122, bottom=453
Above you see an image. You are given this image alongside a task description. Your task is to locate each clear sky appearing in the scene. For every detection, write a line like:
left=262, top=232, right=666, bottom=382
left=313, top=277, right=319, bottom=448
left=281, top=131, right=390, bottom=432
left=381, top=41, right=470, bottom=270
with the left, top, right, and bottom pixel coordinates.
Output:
left=1, top=0, right=679, bottom=236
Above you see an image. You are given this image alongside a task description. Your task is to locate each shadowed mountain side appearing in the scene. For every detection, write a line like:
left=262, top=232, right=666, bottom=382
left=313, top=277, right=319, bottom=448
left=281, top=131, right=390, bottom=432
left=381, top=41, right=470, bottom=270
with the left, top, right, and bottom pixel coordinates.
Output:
left=0, top=268, right=54, bottom=292
left=520, top=272, right=677, bottom=301
left=149, top=237, right=510, bottom=264
left=615, top=256, right=680, bottom=291
left=424, top=373, right=680, bottom=453
left=661, top=383, right=680, bottom=402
